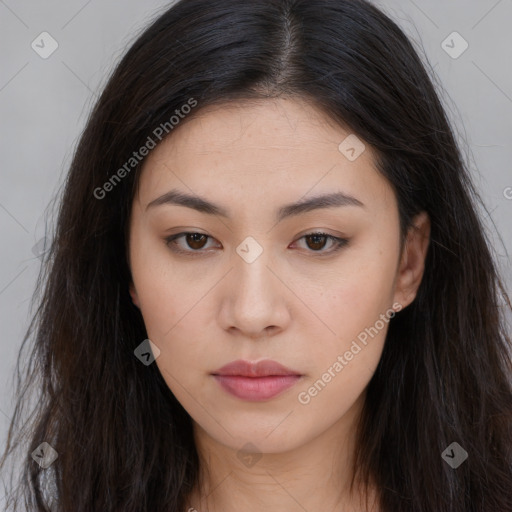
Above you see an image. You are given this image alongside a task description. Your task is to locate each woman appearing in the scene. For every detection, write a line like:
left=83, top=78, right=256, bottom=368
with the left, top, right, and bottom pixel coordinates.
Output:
left=2, top=0, right=511, bottom=510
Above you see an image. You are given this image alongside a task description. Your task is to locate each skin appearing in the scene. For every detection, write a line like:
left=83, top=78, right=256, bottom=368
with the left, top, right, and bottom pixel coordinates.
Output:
left=128, top=97, right=430, bottom=512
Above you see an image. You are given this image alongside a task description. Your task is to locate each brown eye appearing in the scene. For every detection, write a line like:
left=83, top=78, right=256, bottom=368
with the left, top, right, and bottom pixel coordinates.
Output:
left=184, top=233, right=208, bottom=250
left=295, top=232, right=348, bottom=254
left=165, top=232, right=216, bottom=255
left=304, top=233, right=329, bottom=251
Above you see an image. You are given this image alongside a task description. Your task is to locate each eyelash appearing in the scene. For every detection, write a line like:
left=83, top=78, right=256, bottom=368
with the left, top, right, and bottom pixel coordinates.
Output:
left=164, top=231, right=349, bottom=257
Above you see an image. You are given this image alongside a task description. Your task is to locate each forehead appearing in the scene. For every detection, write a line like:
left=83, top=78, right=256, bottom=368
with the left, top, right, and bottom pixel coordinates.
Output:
left=145, top=97, right=355, bottom=160
left=135, top=97, right=395, bottom=215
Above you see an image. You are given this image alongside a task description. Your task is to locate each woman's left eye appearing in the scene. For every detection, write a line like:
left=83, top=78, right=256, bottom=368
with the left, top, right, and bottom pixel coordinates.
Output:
left=293, top=232, right=349, bottom=253
left=164, top=232, right=348, bottom=256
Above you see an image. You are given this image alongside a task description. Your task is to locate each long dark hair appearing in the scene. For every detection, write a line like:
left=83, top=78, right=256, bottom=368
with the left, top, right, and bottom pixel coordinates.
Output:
left=2, top=0, right=511, bottom=510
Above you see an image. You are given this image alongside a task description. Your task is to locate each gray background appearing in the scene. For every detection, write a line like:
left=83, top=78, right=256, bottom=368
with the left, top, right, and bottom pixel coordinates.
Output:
left=1, top=0, right=511, bottom=506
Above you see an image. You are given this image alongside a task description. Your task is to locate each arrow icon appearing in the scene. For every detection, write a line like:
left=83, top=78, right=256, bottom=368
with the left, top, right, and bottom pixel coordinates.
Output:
left=134, top=339, right=160, bottom=365
left=31, top=442, right=58, bottom=468
left=236, top=442, right=262, bottom=467
left=31, top=32, right=59, bottom=59
left=441, top=442, right=468, bottom=469
left=338, top=134, right=365, bottom=161
left=236, top=237, right=263, bottom=263
left=441, top=32, right=468, bottom=59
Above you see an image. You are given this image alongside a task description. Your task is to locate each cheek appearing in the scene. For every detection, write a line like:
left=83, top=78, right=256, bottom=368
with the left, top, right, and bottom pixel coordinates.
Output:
left=130, top=241, right=219, bottom=390
left=130, top=229, right=201, bottom=333
left=296, top=270, right=394, bottom=414
left=317, top=248, right=398, bottom=346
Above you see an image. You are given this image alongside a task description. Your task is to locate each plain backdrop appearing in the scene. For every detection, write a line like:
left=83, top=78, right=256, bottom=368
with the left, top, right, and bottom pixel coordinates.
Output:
left=1, top=0, right=511, bottom=506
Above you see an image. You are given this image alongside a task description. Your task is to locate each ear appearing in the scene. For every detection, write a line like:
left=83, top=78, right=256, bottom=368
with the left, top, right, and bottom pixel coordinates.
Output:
left=393, top=211, right=431, bottom=309
left=129, top=282, right=140, bottom=309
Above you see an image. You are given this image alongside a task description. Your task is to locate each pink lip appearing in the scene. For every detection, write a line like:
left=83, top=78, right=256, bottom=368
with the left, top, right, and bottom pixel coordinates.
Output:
left=211, top=359, right=303, bottom=401
left=213, top=375, right=302, bottom=401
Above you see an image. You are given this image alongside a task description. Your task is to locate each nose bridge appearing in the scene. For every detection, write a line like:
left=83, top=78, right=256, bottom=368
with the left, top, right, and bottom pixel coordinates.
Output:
left=232, top=240, right=276, bottom=307
left=222, top=236, right=288, bottom=334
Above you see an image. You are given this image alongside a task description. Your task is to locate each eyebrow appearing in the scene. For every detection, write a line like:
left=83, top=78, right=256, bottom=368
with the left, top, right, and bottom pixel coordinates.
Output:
left=146, top=188, right=364, bottom=222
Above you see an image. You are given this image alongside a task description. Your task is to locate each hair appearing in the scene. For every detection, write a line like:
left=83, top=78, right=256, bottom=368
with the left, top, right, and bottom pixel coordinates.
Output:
left=2, top=0, right=512, bottom=510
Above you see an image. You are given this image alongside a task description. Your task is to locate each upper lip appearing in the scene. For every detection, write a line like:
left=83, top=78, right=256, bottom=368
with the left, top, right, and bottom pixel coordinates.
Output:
left=212, top=359, right=301, bottom=377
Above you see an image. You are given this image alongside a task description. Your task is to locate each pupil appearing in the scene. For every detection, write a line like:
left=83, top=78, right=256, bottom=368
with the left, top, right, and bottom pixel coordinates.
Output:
left=187, top=233, right=206, bottom=249
left=307, top=234, right=326, bottom=251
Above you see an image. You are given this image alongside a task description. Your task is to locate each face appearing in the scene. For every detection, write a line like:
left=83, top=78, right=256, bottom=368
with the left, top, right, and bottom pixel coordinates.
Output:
left=128, top=97, right=429, bottom=454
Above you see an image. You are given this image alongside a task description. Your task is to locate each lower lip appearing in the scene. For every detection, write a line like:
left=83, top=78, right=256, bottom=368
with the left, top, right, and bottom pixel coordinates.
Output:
left=212, top=375, right=302, bottom=401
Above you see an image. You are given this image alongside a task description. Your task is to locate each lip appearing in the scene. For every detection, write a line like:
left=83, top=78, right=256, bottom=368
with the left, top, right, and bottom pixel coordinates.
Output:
left=211, top=359, right=303, bottom=401
left=212, top=359, right=301, bottom=377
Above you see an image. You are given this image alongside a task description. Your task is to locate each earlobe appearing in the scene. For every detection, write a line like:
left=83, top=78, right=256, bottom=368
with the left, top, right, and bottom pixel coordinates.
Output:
left=393, top=211, right=431, bottom=309
left=129, top=282, right=140, bottom=309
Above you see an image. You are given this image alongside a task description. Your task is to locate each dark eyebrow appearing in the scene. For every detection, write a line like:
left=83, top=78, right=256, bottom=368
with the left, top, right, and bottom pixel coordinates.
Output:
left=146, top=188, right=364, bottom=221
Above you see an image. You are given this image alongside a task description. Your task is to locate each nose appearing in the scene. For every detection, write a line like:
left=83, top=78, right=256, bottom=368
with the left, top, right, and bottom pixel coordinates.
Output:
left=217, top=248, right=291, bottom=339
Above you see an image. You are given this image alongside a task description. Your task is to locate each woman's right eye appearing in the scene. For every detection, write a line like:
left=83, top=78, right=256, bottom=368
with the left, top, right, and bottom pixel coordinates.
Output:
left=164, top=232, right=220, bottom=255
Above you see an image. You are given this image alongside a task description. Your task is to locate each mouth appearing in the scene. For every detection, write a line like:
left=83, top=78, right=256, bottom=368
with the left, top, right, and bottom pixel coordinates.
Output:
left=211, top=359, right=303, bottom=401
left=212, top=359, right=302, bottom=377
